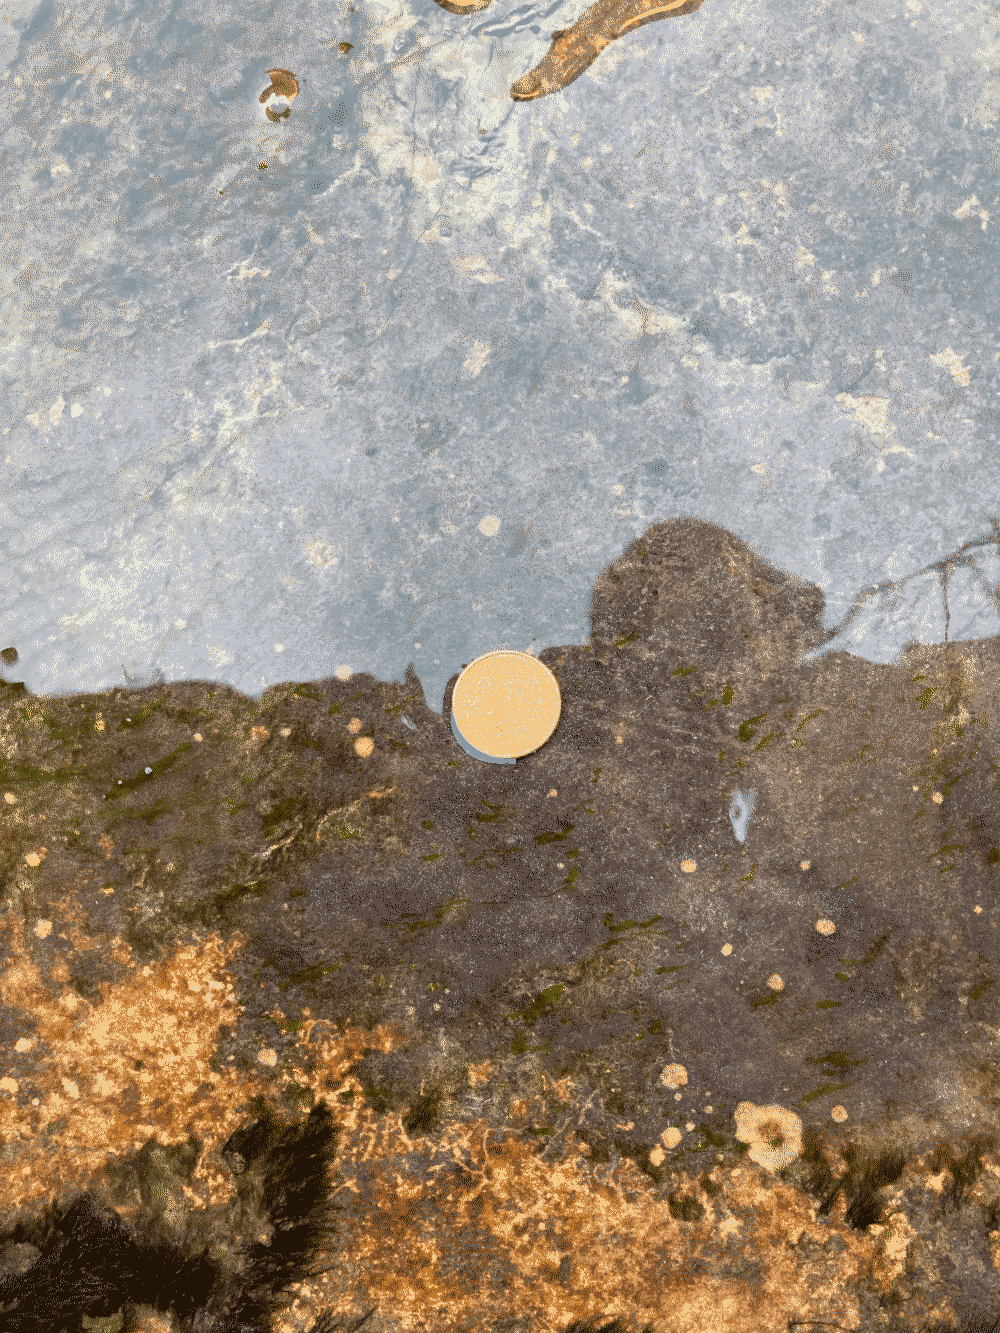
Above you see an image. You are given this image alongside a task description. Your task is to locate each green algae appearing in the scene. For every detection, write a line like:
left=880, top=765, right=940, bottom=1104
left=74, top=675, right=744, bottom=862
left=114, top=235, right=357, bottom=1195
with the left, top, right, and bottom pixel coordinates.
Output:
left=282, top=1081, right=315, bottom=1108
left=840, top=933, right=890, bottom=968
left=263, top=795, right=308, bottom=829
left=384, top=694, right=417, bottom=719
left=703, top=685, right=735, bottom=710
left=0, top=761, right=64, bottom=786
left=517, top=984, right=566, bottom=1026
left=794, top=1082, right=852, bottom=1106
left=117, top=702, right=166, bottom=731
left=794, top=709, right=826, bottom=733
left=398, top=896, right=469, bottom=934
left=601, top=912, right=666, bottom=950
left=213, top=885, right=266, bottom=917
left=362, top=1084, right=394, bottom=1113
left=535, top=824, right=574, bottom=844
left=927, top=842, right=966, bottom=861
left=288, top=962, right=343, bottom=985
left=738, top=714, right=767, bottom=742
left=466, top=843, right=522, bottom=866
left=475, top=800, right=505, bottom=823
left=510, top=1029, right=549, bottom=1056
left=604, top=912, right=663, bottom=933
left=754, top=730, right=782, bottom=751
left=807, top=1050, right=866, bottom=1078
left=113, top=796, right=173, bottom=827
left=103, top=741, right=193, bottom=800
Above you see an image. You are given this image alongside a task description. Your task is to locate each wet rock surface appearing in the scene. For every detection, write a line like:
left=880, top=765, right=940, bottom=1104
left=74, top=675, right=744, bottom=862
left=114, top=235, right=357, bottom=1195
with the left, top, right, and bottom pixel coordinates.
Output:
left=3, top=518, right=1000, bottom=1332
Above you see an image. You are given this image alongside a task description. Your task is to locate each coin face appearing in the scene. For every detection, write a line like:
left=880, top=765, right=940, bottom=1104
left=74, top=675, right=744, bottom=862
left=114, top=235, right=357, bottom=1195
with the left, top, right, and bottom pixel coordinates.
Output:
left=451, top=651, right=561, bottom=759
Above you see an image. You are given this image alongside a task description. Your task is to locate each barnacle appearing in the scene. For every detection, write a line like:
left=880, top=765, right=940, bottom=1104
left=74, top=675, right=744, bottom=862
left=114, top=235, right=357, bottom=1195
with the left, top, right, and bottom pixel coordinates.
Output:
left=734, top=1101, right=804, bottom=1172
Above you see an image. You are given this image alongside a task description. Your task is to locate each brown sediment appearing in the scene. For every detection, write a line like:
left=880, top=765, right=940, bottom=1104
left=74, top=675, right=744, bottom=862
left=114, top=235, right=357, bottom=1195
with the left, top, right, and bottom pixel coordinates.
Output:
left=7, top=518, right=1000, bottom=1326
left=510, top=0, right=705, bottom=100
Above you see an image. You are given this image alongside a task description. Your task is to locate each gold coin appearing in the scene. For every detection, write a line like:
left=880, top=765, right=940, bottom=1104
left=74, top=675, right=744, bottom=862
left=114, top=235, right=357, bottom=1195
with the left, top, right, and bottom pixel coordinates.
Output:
left=451, top=650, right=561, bottom=759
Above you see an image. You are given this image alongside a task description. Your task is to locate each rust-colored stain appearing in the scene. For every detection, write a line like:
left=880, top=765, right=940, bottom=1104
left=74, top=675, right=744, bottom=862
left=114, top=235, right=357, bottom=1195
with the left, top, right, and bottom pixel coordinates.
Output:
left=0, top=887, right=900, bottom=1333
left=226, top=1024, right=885, bottom=1333
left=274, top=1038, right=881, bottom=1332
left=0, top=924, right=251, bottom=1211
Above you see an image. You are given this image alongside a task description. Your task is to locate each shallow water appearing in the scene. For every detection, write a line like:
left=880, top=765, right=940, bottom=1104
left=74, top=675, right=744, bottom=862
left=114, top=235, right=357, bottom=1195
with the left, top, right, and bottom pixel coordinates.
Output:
left=2, top=0, right=998, bottom=711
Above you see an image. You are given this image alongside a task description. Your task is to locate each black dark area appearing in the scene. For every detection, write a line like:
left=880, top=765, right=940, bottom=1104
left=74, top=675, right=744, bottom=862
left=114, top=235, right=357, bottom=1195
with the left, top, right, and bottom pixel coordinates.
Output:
left=0, top=1099, right=341, bottom=1333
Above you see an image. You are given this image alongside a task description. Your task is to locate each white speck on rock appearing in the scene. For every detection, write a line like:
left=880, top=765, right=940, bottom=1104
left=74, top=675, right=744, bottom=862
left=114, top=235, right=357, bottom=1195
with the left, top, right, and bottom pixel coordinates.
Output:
left=729, top=788, right=757, bottom=844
